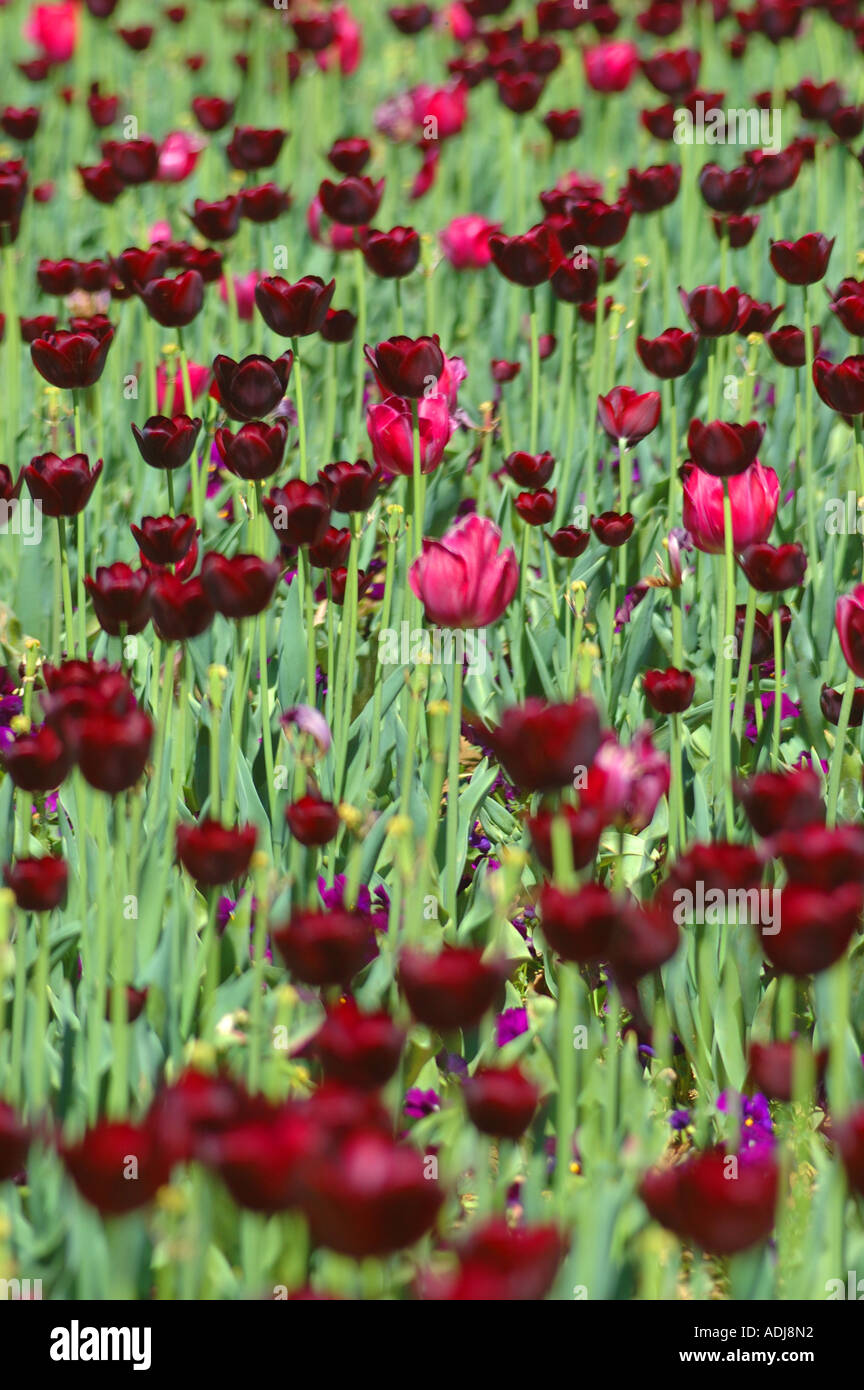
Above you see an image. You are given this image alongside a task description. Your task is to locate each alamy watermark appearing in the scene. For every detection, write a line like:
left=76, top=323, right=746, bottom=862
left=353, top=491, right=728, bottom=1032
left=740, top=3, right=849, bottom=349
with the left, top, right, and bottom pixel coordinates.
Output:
left=672, top=883, right=780, bottom=934
left=673, top=100, right=781, bottom=152
left=0, top=499, right=42, bottom=545
left=378, top=622, right=488, bottom=675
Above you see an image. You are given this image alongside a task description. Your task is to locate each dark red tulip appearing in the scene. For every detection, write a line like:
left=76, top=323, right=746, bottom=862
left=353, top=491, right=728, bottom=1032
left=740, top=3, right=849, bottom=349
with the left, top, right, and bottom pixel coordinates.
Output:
left=759, top=884, right=863, bottom=976
left=264, top=481, right=332, bottom=547
left=773, top=824, right=864, bottom=891
left=540, top=881, right=621, bottom=963
left=464, top=1065, right=539, bottom=1140
left=78, top=708, right=153, bottom=793
left=239, top=183, right=292, bottom=223
left=318, top=175, right=384, bottom=225
left=813, top=355, right=864, bottom=414
left=363, top=226, right=420, bottom=279
left=597, top=386, right=661, bottom=446
left=191, top=95, right=236, bottom=132
left=789, top=79, right=842, bottom=121
left=398, top=946, right=507, bottom=1029
left=739, top=542, right=807, bottom=592
left=327, top=138, right=371, bottom=176
left=150, top=574, right=215, bottom=641
left=102, top=137, right=160, bottom=184
left=131, top=513, right=197, bottom=567
left=86, top=84, right=119, bottom=127
left=254, top=275, right=335, bottom=337
left=479, top=696, right=601, bottom=792
left=642, top=46, right=699, bottom=97
left=550, top=255, right=599, bottom=304
left=31, top=328, right=114, bottom=390
left=505, top=451, right=555, bottom=489
left=641, top=1148, right=777, bottom=1255
left=2, top=724, right=70, bottom=792
left=85, top=564, right=151, bottom=636
left=271, top=908, right=377, bottom=986
left=736, top=766, right=824, bottom=839
left=515, top=488, right=556, bottom=525
left=321, top=308, right=357, bottom=343
left=566, top=197, right=631, bottom=248
left=212, top=352, right=293, bottom=421
left=176, top=820, right=257, bottom=885
left=105, top=986, right=149, bottom=1024
left=765, top=324, right=819, bottom=369
left=131, top=415, right=202, bottom=471
left=62, top=1121, right=172, bottom=1214
left=112, top=246, right=169, bottom=292
left=227, top=126, right=286, bottom=172
left=624, top=163, right=681, bottom=213
left=0, top=1103, right=30, bottom=1181
left=365, top=335, right=444, bottom=399
left=698, top=163, right=756, bottom=213
left=181, top=246, right=223, bottom=282
left=140, top=270, right=204, bottom=328
left=1, top=107, right=40, bottom=141
left=284, top=796, right=341, bottom=846
left=117, top=24, right=154, bottom=51
left=526, top=803, right=602, bottom=873
left=547, top=525, right=590, bottom=558
left=20, top=314, right=57, bottom=344
left=215, top=420, right=287, bottom=481
left=311, top=999, right=404, bottom=1090
left=686, top=419, right=764, bottom=477
left=24, top=453, right=102, bottom=516
left=4, top=856, right=68, bottom=911
left=420, top=1218, right=565, bottom=1301
left=491, top=359, right=521, bottom=383
left=188, top=195, right=241, bottom=242
left=829, top=105, right=864, bottom=140
left=591, top=511, right=634, bottom=546
left=489, top=224, right=564, bottom=286
left=712, top=214, right=760, bottom=249
left=308, top=526, right=351, bottom=568
left=318, top=459, right=382, bottom=512
left=301, top=1128, right=442, bottom=1258
left=836, top=1110, right=864, bottom=1198
left=497, top=71, right=545, bottom=114
left=200, top=552, right=281, bottom=619
left=543, top=108, right=582, bottom=141
left=830, top=291, right=864, bottom=337
left=747, top=1041, right=828, bottom=1103
left=643, top=666, right=695, bottom=713
left=769, top=233, right=834, bottom=286
left=746, top=145, right=803, bottom=200
left=821, top=682, right=864, bottom=727
left=679, top=284, right=741, bottom=336
left=202, top=1102, right=322, bottom=1215
left=636, top=328, right=698, bottom=379
left=79, top=159, right=125, bottom=203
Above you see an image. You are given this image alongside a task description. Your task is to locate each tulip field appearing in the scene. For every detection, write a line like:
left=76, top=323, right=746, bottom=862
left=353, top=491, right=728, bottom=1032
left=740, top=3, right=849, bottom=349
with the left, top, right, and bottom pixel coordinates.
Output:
left=5, top=0, right=864, bottom=1317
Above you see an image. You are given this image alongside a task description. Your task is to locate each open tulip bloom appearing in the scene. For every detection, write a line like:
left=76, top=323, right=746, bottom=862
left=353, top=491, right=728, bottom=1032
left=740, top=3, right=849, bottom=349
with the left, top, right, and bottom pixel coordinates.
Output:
left=3, top=0, right=864, bottom=1329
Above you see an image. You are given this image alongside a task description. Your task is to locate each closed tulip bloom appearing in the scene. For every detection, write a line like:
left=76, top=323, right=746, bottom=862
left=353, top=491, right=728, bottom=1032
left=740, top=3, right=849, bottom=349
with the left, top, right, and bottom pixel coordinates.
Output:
left=301, top=1129, right=442, bottom=1258
left=607, top=900, right=680, bottom=983
left=31, top=327, right=114, bottom=389
left=736, top=766, right=824, bottom=838
left=79, top=159, right=125, bottom=203
left=62, top=1121, right=172, bottom=1214
left=140, top=269, right=204, bottom=327
left=582, top=727, right=670, bottom=832
left=284, top=795, right=341, bottom=846
left=526, top=803, right=602, bottom=874
left=698, top=162, right=756, bottom=213
left=773, top=824, right=864, bottom=891
left=309, top=526, right=351, bottom=568
left=421, top=1219, right=565, bottom=1301
left=112, top=245, right=169, bottom=292
left=191, top=95, right=236, bottom=132
left=540, top=882, right=621, bottom=962
left=326, top=137, right=371, bottom=175
left=759, top=883, right=864, bottom=976
left=464, top=1065, right=539, bottom=1140
left=551, top=255, right=599, bottom=304
left=318, top=175, right=384, bottom=225
left=747, top=1041, right=828, bottom=1103
left=311, top=999, right=404, bottom=1089
left=712, top=214, right=760, bottom=248
left=215, top=420, right=287, bottom=481
left=264, top=480, right=332, bottom=547
left=836, top=585, right=864, bottom=677
left=739, top=542, right=807, bottom=592
left=2, top=724, right=70, bottom=791
left=365, top=334, right=444, bottom=398
left=85, top=564, right=151, bottom=636
left=37, top=258, right=80, bottom=295
left=812, top=355, right=864, bottom=414
left=597, top=386, right=661, bottom=446
left=590, top=511, right=634, bottom=545
left=271, top=908, right=377, bottom=986
left=547, top=525, right=590, bottom=558
left=682, top=461, right=779, bottom=555
left=836, top=1110, right=864, bottom=1198
left=131, top=513, right=196, bottom=566
left=131, top=414, right=202, bottom=471
left=769, top=232, right=834, bottom=286
left=254, top=275, right=335, bottom=337
left=829, top=288, right=864, bottom=337
left=544, top=108, right=582, bottom=141
left=736, top=294, right=783, bottom=336
left=200, top=552, right=281, bottom=618
left=409, top=514, right=518, bottom=628
left=318, top=459, right=382, bottom=512
left=642, top=46, right=699, bottom=96
left=150, top=574, right=215, bottom=641
left=176, top=819, right=257, bottom=884
left=198, top=1103, right=322, bottom=1214
left=821, top=683, right=864, bottom=727
left=481, top=696, right=602, bottom=792
left=679, top=284, right=741, bottom=336
left=505, top=451, right=555, bottom=488
left=212, top=352, right=293, bottom=421
left=321, top=307, right=357, bottom=343
left=440, top=214, right=500, bottom=270
left=640, top=1148, right=778, bottom=1255
left=367, top=394, right=451, bottom=475
left=0, top=1103, right=30, bottom=1181
left=78, top=708, right=153, bottom=792
left=24, top=453, right=102, bottom=516
left=583, top=40, right=639, bottom=93
left=686, top=419, right=764, bottom=477
left=4, top=856, right=68, bottom=911
left=398, top=946, right=507, bottom=1029
left=625, top=163, right=681, bottom=213
left=240, top=182, right=293, bottom=223
left=636, top=328, right=698, bottom=378
left=489, top=224, right=564, bottom=286
left=765, top=324, right=818, bottom=369
left=643, top=666, right=695, bottom=713
left=103, top=137, right=160, bottom=184
left=515, top=489, right=557, bottom=526
left=20, top=313, right=57, bottom=343
left=226, top=126, right=286, bottom=172
left=363, top=226, right=420, bottom=278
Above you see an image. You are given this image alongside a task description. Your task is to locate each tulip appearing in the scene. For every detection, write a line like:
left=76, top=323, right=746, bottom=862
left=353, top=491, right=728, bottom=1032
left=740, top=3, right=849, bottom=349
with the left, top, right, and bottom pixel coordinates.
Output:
left=79, top=160, right=125, bottom=203
left=140, top=270, right=204, bottom=327
left=363, top=226, right=420, bottom=279
left=590, top=511, right=634, bottom=546
left=773, top=825, right=864, bottom=890
left=284, top=796, right=341, bottom=846
left=24, top=453, right=103, bottom=516
left=200, top=553, right=281, bottom=619
left=812, top=355, right=864, bottom=414
left=759, top=883, right=863, bottom=976
left=736, top=767, right=824, bottom=837
left=62, top=1121, right=173, bottom=1214
left=582, top=727, right=670, bottom=832
left=641, top=1148, right=778, bottom=1255
left=583, top=40, right=639, bottom=93
left=658, top=842, right=764, bottom=902
left=540, top=882, right=621, bottom=963
left=25, top=3, right=79, bottom=63
left=679, top=284, right=741, bottom=336
left=85, top=564, right=151, bottom=636
left=642, top=46, right=699, bottom=96
left=480, top=696, right=602, bottom=792
left=420, top=1219, right=565, bottom=1301
left=836, top=1110, right=864, bottom=1197
left=2, top=723, right=70, bottom=791
left=597, top=386, right=661, bottom=447
left=327, top=137, right=371, bottom=175
left=149, top=574, right=214, bottom=641
left=686, top=419, right=764, bottom=477
left=77, top=708, right=153, bottom=793
left=264, top=480, right=332, bottom=547
left=765, top=324, right=818, bottom=369
left=698, top=162, right=757, bottom=213
left=505, top=451, right=555, bottom=489
left=321, top=308, right=357, bottom=343
left=367, top=393, right=451, bottom=475
left=254, top=275, right=335, bottom=337
left=739, top=542, right=807, bottom=592
left=365, top=335, right=444, bottom=399
left=769, top=233, right=834, bottom=286
left=547, top=526, right=590, bottom=558
left=191, top=95, right=235, bottom=132
left=113, top=246, right=168, bottom=291
left=489, top=225, right=564, bottom=286
left=203, top=1103, right=322, bottom=1214
left=544, top=108, right=582, bottom=141
left=439, top=214, right=500, bottom=270
left=215, top=421, right=287, bottom=481
left=747, top=1042, right=828, bottom=1103
left=318, top=175, right=384, bottom=225
left=625, top=163, right=681, bottom=213
left=311, top=999, right=404, bottom=1089
left=31, top=327, right=114, bottom=390
left=102, top=137, right=160, bottom=184
left=212, top=352, right=293, bottom=421
left=318, top=459, right=382, bottom=512
left=226, top=126, right=286, bottom=172
left=682, top=461, right=779, bottom=555
left=240, top=183, right=293, bottom=223
left=309, top=526, right=351, bottom=569
left=3, top=855, right=68, bottom=911
left=398, top=946, right=507, bottom=1028
left=0, top=1103, right=30, bottom=1181
left=636, top=328, right=698, bottom=379
left=836, top=586, right=864, bottom=677
left=608, top=900, right=679, bottom=982
left=409, top=514, right=518, bottom=628
left=643, top=666, right=695, bottom=713
left=131, top=513, right=196, bottom=566
left=157, top=131, right=204, bottom=183
left=464, top=1064, right=539, bottom=1140
left=712, top=213, right=760, bottom=248
left=271, top=908, right=377, bottom=986
left=188, top=195, right=241, bottom=242
left=176, top=820, right=257, bottom=884
left=821, top=682, right=864, bottom=727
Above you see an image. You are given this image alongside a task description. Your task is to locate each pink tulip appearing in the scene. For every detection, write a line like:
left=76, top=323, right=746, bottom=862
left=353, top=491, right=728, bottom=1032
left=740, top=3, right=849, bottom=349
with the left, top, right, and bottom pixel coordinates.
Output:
left=149, top=220, right=173, bottom=245
left=411, top=82, right=468, bottom=140
left=157, top=131, right=205, bottom=183
left=315, top=5, right=362, bottom=76
left=435, top=3, right=475, bottom=43
left=220, top=271, right=261, bottom=321
left=440, top=214, right=500, bottom=271
left=682, top=461, right=779, bottom=555
left=367, top=394, right=452, bottom=477
left=583, top=41, right=640, bottom=94
left=24, top=2, right=78, bottom=63
left=583, top=728, right=670, bottom=832
left=836, top=586, right=864, bottom=679
left=437, top=353, right=467, bottom=413
left=156, top=360, right=210, bottom=415
left=409, top=514, right=518, bottom=628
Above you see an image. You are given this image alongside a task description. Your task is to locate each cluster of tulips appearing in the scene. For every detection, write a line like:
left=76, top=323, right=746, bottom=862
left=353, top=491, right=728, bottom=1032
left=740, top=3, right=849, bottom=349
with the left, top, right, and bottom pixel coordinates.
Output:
left=3, top=0, right=864, bottom=1303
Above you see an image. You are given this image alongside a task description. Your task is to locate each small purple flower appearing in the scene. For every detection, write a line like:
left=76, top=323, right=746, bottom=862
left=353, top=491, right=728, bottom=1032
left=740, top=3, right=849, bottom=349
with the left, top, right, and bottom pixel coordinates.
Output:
left=743, top=691, right=800, bottom=742
left=404, top=1087, right=440, bottom=1119
left=718, top=1089, right=775, bottom=1158
left=669, top=1108, right=691, bottom=1131
left=496, top=1007, right=528, bottom=1047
